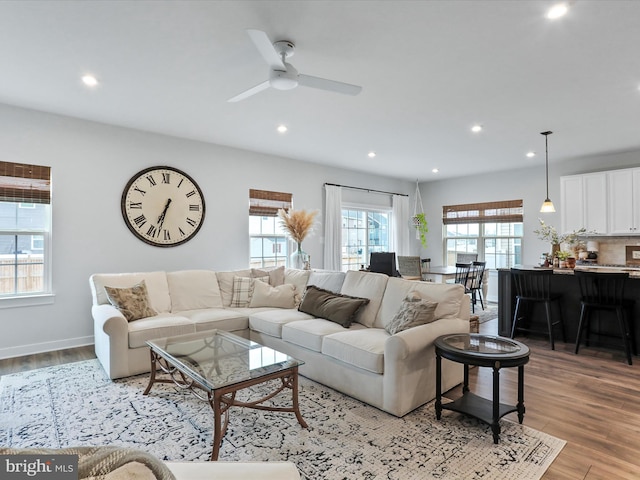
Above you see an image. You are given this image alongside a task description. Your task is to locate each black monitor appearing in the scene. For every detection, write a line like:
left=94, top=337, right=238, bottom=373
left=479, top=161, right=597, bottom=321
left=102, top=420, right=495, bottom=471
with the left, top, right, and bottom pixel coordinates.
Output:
left=369, top=252, right=398, bottom=277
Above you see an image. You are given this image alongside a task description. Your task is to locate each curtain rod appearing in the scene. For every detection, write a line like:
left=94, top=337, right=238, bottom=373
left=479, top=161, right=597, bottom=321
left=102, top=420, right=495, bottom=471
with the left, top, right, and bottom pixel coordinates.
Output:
left=324, top=182, right=409, bottom=197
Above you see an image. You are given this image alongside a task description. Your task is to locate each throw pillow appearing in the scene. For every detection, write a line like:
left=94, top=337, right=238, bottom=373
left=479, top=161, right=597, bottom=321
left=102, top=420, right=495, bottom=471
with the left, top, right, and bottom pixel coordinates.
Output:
left=251, top=266, right=285, bottom=286
left=230, top=276, right=269, bottom=308
left=249, top=281, right=297, bottom=308
left=385, top=296, right=439, bottom=335
left=104, top=280, right=157, bottom=322
left=298, top=285, right=369, bottom=328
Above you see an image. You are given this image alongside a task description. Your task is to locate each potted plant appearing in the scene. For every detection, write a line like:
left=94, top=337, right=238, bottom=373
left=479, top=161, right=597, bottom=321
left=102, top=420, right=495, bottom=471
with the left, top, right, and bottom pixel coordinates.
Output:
left=556, top=250, right=571, bottom=268
left=412, top=212, right=429, bottom=248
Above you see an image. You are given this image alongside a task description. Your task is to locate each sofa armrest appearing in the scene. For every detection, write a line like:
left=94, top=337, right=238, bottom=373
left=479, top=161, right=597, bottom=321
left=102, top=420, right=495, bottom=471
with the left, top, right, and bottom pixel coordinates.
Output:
left=385, top=316, right=469, bottom=361
left=92, top=304, right=131, bottom=379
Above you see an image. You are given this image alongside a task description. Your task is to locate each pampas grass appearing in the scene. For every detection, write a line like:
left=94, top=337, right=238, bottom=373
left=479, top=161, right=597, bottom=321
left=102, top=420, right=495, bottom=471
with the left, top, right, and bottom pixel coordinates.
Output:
left=277, top=208, right=319, bottom=244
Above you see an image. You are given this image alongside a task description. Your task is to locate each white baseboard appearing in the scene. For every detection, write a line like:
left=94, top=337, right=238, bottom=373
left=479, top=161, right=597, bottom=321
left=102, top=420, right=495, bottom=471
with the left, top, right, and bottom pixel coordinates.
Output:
left=0, top=335, right=94, bottom=360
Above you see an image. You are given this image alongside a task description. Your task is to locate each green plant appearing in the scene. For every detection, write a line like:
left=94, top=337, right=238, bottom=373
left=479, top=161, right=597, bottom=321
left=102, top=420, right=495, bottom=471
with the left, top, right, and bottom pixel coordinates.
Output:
left=413, top=213, right=429, bottom=248
left=533, top=219, right=588, bottom=246
left=556, top=250, right=571, bottom=261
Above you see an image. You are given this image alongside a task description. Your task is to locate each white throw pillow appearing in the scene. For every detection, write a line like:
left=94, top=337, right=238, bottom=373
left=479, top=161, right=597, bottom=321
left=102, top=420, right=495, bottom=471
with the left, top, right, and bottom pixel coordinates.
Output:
left=250, top=281, right=297, bottom=308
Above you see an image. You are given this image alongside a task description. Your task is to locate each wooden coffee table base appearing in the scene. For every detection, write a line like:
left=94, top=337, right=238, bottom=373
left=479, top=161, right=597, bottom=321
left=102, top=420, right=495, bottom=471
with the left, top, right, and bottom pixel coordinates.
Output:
left=143, top=350, right=308, bottom=460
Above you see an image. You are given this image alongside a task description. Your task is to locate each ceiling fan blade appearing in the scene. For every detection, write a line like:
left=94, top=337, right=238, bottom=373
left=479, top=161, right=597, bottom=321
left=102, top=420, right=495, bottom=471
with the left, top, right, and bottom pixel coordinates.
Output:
left=227, top=80, right=271, bottom=103
left=247, top=29, right=285, bottom=70
left=298, top=74, right=362, bottom=96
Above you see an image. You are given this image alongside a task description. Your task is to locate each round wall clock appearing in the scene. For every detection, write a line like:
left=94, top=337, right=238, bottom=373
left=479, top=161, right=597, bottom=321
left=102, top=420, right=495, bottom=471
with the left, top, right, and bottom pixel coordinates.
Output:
left=121, top=166, right=205, bottom=247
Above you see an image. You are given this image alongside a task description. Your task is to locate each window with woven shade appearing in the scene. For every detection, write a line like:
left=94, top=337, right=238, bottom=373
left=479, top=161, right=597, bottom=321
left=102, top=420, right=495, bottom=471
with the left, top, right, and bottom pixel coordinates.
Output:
left=442, top=200, right=523, bottom=269
left=0, top=161, right=52, bottom=299
left=249, top=189, right=292, bottom=268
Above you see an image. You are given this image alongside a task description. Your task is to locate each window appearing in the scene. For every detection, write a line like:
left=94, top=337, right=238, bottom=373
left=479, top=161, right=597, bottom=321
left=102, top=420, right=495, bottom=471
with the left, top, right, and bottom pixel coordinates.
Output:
left=249, top=189, right=292, bottom=268
left=341, top=207, right=390, bottom=271
left=0, top=161, right=52, bottom=297
left=443, top=200, right=523, bottom=269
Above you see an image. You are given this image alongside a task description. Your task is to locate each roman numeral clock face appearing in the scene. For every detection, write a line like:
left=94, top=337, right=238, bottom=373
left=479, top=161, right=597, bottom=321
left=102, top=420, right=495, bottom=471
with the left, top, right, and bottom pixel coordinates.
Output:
left=121, top=166, right=205, bottom=247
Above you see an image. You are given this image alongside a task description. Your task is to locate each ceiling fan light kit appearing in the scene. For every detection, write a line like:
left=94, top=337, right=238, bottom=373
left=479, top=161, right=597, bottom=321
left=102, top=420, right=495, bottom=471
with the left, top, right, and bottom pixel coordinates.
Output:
left=228, top=29, right=362, bottom=102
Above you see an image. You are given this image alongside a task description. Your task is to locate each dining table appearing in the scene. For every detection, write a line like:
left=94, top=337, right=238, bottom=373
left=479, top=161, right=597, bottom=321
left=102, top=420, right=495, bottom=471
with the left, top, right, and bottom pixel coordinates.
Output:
left=421, top=266, right=458, bottom=283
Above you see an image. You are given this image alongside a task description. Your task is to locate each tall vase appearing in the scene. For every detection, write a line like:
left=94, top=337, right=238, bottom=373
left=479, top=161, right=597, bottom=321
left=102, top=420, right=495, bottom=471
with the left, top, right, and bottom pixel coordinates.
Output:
left=290, top=242, right=309, bottom=270
left=551, top=243, right=560, bottom=259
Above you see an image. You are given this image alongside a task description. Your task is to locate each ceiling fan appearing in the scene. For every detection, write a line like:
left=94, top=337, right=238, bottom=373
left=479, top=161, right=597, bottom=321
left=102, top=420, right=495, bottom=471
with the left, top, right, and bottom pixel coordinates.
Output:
left=228, top=29, right=362, bottom=103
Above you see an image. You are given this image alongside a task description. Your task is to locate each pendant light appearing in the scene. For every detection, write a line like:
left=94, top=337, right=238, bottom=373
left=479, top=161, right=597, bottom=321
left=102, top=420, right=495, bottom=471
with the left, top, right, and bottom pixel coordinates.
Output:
left=540, top=130, right=556, bottom=213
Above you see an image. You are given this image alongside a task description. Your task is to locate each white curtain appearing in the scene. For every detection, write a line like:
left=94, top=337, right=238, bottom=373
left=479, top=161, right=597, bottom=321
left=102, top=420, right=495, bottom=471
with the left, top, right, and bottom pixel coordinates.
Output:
left=391, top=194, right=410, bottom=256
left=323, top=185, right=343, bottom=271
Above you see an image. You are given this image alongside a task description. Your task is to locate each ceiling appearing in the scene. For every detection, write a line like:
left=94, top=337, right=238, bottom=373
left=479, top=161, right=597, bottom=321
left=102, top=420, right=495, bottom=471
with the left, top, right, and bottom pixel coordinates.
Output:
left=1, top=1, right=639, bottom=182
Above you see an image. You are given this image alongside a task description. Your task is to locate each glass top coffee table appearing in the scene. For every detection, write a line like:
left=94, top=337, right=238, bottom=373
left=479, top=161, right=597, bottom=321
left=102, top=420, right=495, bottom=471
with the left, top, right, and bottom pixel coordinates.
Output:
left=434, top=333, right=530, bottom=443
left=143, top=330, right=307, bottom=460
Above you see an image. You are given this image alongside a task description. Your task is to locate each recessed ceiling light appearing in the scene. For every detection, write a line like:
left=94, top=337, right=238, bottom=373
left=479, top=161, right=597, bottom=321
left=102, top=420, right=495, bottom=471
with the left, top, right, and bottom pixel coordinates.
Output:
left=368, top=151, right=376, bottom=158
left=432, top=168, right=439, bottom=173
left=526, top=151, right=536, bottom=158
left=277, top=125, right=288, bottom=133
left=547, top=3, right=568, bottom=19
left=81, top=74, right=99, bottom=87
left=471, top=125, right=482, bottom=133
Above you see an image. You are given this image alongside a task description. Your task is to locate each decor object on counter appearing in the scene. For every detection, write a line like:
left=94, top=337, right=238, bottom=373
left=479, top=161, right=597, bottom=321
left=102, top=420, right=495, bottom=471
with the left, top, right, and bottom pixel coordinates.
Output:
left=278, top=208, right=319, bottom=269
left=534, top=219, right=588, bottom=258
left=410, top=181, right=428, bottom=247
left=556, top=250, right=571, bottom=268
left=586, top=240, right=599, bottom=260
left=539, top=131, right=556, bottom=213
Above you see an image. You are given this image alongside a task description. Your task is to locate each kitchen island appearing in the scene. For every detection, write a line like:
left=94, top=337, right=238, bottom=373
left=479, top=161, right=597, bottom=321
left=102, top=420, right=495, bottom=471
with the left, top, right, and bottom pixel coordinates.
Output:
left=497, top=266, right=640, bottom=355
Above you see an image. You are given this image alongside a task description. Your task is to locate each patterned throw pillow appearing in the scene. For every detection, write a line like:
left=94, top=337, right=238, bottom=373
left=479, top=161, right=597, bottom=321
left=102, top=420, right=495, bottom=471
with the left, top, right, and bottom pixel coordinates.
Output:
left=103, top=280, right=157, bottom=322
left=230, top=276, right=269, bottom=308
left=385, top=296, right=439, bottom=335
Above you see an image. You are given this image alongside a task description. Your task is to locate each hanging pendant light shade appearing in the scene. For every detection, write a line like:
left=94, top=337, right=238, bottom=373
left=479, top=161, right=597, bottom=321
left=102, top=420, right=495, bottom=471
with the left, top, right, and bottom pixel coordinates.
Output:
left=540, top=130, right=556, bottom=213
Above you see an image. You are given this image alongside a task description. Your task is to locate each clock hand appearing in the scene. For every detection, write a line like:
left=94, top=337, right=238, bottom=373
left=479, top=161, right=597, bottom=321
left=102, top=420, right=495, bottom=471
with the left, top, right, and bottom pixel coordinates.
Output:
left=156, top=198, right=172, bottom=237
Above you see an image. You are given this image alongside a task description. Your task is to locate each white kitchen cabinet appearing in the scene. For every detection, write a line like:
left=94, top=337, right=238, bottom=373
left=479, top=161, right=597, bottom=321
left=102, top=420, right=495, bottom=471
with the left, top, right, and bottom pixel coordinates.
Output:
left=560, top=172, right=607, bottom=234
left=607, top=168, right=640, bottom=234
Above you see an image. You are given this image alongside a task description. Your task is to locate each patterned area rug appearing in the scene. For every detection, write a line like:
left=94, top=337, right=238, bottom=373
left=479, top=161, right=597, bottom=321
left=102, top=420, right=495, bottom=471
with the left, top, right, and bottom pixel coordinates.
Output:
left=0, top=360, right=565, bottom=480
left=475, top=302, right=498, bottom=324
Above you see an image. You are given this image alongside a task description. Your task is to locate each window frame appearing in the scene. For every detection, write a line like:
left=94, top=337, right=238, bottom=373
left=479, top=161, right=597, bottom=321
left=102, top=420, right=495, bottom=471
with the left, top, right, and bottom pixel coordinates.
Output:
left=341, top=203, right=392, bottom=272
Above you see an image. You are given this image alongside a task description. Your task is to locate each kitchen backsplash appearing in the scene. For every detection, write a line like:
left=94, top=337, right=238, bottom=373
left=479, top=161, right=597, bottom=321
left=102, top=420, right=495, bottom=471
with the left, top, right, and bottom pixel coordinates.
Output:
left=586, top=237, right=640, bottom=265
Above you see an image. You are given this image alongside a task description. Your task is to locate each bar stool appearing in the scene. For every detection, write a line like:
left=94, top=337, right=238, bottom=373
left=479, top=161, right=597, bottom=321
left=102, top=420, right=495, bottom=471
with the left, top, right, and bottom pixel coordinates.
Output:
left=574, top=270, right=636, bottom=365
left=510, top=268, right=566, bottom=350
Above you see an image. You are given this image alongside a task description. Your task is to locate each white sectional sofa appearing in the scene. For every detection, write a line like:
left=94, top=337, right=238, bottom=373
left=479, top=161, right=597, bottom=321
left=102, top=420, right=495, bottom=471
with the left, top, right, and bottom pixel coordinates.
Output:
left=90, top=268, right=469, bottom=417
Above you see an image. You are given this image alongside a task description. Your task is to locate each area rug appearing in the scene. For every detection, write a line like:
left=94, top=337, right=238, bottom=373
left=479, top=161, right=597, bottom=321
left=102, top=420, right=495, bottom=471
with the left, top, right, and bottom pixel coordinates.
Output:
left=0, top=360, right=565, bottom=480
left=475, top=302, right=498, bottom=324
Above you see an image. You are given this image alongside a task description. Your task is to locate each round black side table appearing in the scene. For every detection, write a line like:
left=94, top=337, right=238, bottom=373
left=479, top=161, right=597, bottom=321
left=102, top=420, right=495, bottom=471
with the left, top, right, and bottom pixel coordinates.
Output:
left=434, top=333, right=530, bottom=443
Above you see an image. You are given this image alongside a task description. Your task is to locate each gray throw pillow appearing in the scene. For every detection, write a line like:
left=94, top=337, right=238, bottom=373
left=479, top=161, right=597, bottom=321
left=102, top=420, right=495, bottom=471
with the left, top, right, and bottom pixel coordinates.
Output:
left=298, top=285, right=369, bottom=328
left=386, top=298, right=438, bottom=335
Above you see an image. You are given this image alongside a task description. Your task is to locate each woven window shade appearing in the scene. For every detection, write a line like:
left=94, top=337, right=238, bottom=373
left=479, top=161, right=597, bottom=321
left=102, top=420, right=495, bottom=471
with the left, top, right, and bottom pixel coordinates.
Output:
left=0, top=161, right=51, bottom=204
left=443, top=199, right=523, bottom=224
left=249, top=189, right=293, bottom=216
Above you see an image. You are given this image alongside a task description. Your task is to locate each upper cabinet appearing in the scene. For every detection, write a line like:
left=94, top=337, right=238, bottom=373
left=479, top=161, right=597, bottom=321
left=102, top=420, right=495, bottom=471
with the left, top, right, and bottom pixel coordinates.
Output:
left=608, top=168, right=640, bottom=234
left=560, top=172, right=607, bottom=234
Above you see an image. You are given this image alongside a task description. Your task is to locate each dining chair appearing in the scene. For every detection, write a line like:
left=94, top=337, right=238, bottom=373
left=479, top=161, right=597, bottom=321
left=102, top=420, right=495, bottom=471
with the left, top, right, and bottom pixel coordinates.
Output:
left=397, top=256, right=423, bottom=280
left=467, top=261, right=486, bottom=313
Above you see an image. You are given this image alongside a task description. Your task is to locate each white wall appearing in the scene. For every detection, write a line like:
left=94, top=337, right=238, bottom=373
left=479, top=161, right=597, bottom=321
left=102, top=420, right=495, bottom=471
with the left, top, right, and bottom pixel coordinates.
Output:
left=419, top=149, right=640, bottom=266
left=0, top=103, right=415, bottom=358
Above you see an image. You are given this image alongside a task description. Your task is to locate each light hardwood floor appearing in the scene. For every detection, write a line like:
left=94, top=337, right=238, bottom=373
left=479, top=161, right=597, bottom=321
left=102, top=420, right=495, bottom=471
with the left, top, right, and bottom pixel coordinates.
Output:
left=1, top=319, right=639, bottom=479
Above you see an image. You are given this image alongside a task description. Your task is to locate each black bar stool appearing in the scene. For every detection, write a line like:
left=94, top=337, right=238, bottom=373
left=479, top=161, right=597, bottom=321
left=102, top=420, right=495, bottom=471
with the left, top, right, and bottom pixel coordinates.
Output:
left=574, top=270, right=636, bottom=365
left=510, top=268, right=566, bottom=350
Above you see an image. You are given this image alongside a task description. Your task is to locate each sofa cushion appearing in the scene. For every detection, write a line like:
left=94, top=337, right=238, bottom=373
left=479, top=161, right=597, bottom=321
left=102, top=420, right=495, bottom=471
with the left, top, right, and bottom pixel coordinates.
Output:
left=340, top=271, right=388, bottom=327
left=307, top=270, right=346, bottom=293
left=179, top=308, right=249, bottom=332
left=373, top=277, right=414, bottom=329
left=284, top=268, right=311, bottom=294
left=216, top=269, right=251, bottom=307
left=385, top=297, right=438, bottom=335
left=249, top=281, right=297, bottom=308
left=127, top=313, right=195, bottom=348
left=230, top=276, right=268, bottom=308
left=104, top=280, right=157, bottom=322
left=322, top=329, right=388, bottom=374
left=298, top=285, right=369, bottom=328
left=409, top=282, right=464, bottom=320
left=251, top=266, right=285, bottom=286
left=282, top=319, right=367, bottom=352
left=166, top=270, right=223, bottom=311
left=249, top=309, right=315, bottom=338
left=91, top=271, right=171, bottom=313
